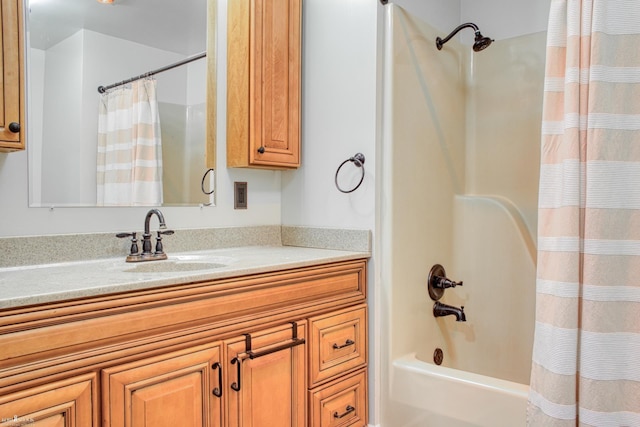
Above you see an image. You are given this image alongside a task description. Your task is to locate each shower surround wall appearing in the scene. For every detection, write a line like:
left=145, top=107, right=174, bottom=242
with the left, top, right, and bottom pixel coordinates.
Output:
left=381, top=5, right=545, bottom=426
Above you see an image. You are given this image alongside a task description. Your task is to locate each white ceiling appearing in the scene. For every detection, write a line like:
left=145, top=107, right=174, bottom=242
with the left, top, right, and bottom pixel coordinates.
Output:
left=27, top=0, right=207, bottom=55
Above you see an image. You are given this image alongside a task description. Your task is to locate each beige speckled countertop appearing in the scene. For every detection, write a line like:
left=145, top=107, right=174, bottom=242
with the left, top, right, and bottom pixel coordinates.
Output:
left=0, top=245, right=370, bottom=310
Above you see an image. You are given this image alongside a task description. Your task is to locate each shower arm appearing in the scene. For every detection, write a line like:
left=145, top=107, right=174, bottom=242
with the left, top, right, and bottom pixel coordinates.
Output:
left=436, top=23, right=480, bottom=50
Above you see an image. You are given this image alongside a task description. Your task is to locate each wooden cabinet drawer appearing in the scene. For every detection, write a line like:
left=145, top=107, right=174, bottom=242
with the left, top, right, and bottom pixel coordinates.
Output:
left=309, top=369, right=367, bottom=427
left=308, top=304, right=367, bottom=386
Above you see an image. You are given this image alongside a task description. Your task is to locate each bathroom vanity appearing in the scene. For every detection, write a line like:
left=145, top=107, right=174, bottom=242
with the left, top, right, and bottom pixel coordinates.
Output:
left=0, top=246, right=368, bottom=427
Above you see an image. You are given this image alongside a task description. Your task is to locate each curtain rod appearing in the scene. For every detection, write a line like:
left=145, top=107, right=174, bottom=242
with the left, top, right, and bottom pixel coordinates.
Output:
left=97, top=51, right=206, bottom=94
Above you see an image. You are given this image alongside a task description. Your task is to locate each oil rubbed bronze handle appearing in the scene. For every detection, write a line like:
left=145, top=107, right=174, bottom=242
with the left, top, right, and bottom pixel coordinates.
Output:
left=8, top=122, right=20, bottom=133
left=257, top=146, right=265, bottom=154
left=244, top=322, right=305, bottom=360
left=332, top=339, right=355, bottom=350
left=246, top=338, right=305, bottom=359
left=333, top=405, right=355, bottom=419
left=211, top=362, right=222, bottom=397
left=230, top=358, right=241, bottom=392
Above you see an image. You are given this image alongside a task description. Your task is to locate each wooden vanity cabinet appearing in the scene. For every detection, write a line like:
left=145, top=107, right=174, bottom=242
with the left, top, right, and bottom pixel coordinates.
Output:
left=0, top=259, right=367, bottom=427
left=0, top=373, right=97, bottom=426
left=0, top=0, right=25, bottom=152
left=102, top=344, right=223, bottom=427
left=227, top=0, right=301, bottom=169
left=225, top=322, right=306, bottom=427
left=308, top=305, right=368, bottom=427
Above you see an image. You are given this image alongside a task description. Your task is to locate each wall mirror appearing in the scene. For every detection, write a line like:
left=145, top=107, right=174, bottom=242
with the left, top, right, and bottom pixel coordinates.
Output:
left=26, top=0, right=216, bottom=207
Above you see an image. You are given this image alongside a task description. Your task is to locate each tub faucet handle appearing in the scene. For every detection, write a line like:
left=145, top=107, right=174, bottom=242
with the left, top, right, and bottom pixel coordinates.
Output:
left=427, top=264, right=463, bottom=301
left=433, top=276, right=463, bottom=289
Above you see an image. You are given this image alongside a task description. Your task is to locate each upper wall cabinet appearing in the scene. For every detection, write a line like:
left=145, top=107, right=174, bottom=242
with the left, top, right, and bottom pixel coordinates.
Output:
left=0, top=0, right=24, bottom=152
left=227, top=0, right=301, bottom=169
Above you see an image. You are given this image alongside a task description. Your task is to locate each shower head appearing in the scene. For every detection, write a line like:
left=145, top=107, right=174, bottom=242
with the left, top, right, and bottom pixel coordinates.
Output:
left=473, top=32, right=494, bottom=52
left=436, top=22, right=494, bottom=52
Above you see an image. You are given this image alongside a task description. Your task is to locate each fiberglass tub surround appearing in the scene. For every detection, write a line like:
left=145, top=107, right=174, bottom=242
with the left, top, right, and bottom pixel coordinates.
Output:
left=382, top=5, right=545, bottom=426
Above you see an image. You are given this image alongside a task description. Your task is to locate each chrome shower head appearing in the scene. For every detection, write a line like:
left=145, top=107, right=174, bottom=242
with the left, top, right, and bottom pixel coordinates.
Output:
left=436, top=22, right=494, bottom=52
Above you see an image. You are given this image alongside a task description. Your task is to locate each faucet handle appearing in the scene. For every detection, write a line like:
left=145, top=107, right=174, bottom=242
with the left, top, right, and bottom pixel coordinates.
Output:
left=427, top=264, right=463, bottom=301
left=155, top=230, right=174, bottom=255
left=116, top=232, right=139, bottom=256
left=433, top=276, right=463, bottom=289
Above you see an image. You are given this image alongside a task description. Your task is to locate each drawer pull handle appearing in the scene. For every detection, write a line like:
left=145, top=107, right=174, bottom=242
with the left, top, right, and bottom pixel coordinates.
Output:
left=211, top=362, right=222, bottom=397
left=230, top=357, right=241, bottom=392
left=333, top=339, right=355, bottom=350
left=333, top=405, right=355, bottom=419
left=244, top=321, right=305, bottom=360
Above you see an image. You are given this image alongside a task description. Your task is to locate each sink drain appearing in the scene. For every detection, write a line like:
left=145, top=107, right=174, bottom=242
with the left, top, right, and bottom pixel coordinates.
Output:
left=433, top=348, right=444, bottom=365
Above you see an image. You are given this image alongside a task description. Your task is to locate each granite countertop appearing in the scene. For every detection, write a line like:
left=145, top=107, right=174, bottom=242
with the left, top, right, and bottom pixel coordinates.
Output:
left=0, top=245, right=370, bottom=310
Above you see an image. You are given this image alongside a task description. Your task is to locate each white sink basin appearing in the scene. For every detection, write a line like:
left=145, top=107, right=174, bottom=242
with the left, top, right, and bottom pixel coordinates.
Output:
left=122, top=254, right=235, bottom=273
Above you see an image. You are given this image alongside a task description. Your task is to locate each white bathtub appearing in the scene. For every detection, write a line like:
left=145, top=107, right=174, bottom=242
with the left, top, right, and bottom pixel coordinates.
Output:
left=391, top=353, right=529, bottom=427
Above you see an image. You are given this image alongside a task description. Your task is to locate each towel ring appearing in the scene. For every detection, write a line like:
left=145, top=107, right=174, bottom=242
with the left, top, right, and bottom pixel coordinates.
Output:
left=335, top=153, right=366, bottom=193
left=201, top=168, right=215, bottom=195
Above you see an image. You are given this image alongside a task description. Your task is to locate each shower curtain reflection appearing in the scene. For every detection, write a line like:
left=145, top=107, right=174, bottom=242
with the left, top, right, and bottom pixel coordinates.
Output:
left=97, top=78, right=163, bottom=206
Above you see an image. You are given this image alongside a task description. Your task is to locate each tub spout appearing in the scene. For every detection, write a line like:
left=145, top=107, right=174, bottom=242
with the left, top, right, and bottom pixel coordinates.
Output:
left=433, top=301, right=466, bottom=322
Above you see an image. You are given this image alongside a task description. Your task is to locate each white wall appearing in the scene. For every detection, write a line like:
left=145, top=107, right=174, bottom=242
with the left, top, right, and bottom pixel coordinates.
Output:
left=280, top=0, right=377, bottom=231
left=40, top=31, right=83, bottom=205
left=461, top=0, right=551, bottom=41
left=391, top=0, right=461, bottom=34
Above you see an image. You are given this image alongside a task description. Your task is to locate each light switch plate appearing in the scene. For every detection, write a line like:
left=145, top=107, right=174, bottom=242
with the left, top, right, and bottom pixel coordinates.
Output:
left=234, top=182, right=247, bottom=209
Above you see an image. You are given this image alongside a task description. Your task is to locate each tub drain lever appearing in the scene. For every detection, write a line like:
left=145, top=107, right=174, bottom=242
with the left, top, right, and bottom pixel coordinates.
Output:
left=427, top=264, right=463, bottom=301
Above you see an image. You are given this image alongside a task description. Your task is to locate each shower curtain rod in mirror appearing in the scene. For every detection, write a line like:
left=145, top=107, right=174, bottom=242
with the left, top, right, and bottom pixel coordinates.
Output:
left=97, top=51, right=206, bottom=93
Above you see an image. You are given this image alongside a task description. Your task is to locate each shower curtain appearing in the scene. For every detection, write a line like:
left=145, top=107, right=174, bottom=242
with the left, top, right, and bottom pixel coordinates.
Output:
left=528, top=0, right=640, bottom=425
left=97, top=78, right=163, bottom=206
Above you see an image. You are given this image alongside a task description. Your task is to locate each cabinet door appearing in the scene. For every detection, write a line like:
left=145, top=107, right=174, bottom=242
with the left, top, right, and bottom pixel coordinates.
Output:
left=227, top=0, right=301, bottom=169
left=225, top=321, right=306, bottom=427
left=0, top=0, right=24, bottom=151
left=0, top=373, right=97, bottom=426
left=102, top=343, right=222, bottom=427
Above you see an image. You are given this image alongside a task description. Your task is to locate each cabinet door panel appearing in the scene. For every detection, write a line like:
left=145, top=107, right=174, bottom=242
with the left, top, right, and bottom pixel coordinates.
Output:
left=226, top=322, right=306, bottom=427
left=131, top=372, right=204, bottom=427
left=102, top=343, right=221, bottom=427
left=251, top=0, right=300, bottom=166
left=0, top=0, right=24, bottom=151
left=226, top=0, right=300, bottom=168
left=0, top=373, right=97, bottom=427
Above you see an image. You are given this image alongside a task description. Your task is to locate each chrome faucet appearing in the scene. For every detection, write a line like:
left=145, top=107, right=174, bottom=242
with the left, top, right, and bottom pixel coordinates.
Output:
left=433, top=301, right=466, bottom=322
left=116, top=209, right=174, bottom=262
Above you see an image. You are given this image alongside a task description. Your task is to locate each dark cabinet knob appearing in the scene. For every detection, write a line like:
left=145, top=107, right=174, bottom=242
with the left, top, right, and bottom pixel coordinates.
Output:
left=8, top=122, right=20, bottom=133
left=257, top=146, right=265, bottom=154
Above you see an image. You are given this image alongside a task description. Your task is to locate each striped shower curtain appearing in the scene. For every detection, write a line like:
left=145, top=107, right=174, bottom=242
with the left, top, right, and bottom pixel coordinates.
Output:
left=97, top=78, right=163, bottom=206
left=528, top=0, right=640, bottom=425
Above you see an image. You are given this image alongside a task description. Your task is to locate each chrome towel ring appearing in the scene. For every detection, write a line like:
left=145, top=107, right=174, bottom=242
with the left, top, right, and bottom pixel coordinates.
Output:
left=335, top=153, right=365, bottom=193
